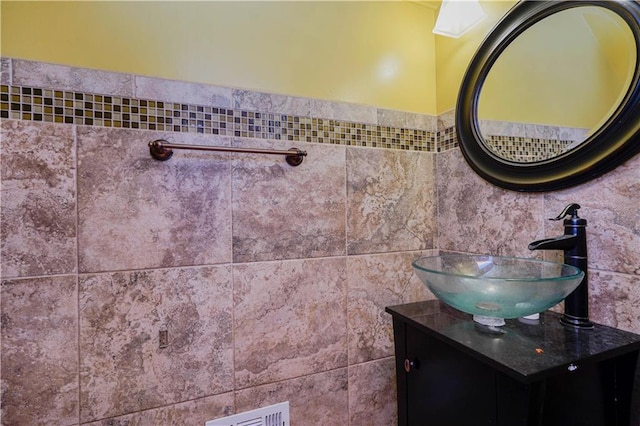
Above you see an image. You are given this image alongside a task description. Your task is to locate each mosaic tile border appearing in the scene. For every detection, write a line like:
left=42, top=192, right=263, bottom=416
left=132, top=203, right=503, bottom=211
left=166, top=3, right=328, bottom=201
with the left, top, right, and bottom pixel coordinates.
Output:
left=1, top=84, right=440, bottom=152
left=437, top=126, right=458, bottom=152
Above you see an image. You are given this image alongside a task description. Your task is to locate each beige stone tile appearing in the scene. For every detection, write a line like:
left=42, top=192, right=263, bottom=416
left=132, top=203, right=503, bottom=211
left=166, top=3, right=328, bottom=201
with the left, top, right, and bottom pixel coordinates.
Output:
left=83, top=392, right=234, bottom=426
left=77, top=127, right=232, bottom=272
left=78, top=266, right=233, bottom=422
left=310, top=98, right=378, bottom=124
left=12, top=59, right=133, bottom=96
left=347, top=147, right=436, bottom=255
left=1, top=276, right=79, bottom=425
left=233, top=89, right=311, bottom=116
left=558, top=126, right=588, bottom=144
left=135, top=75, right=233, bottom=107
left=1, top=57, right=11, bottom=85
left=233, top=258, right=348, bottom=388
left=347, top=251, right=435, bottom=364
left=479, top=120, right=526, bottom=138
left=377, top=108, right=436, bottom=131
left=235, top=368, right=349, bottom=425
left=436, top=149, right=544, bottom=257
left=589, top=270, right=640, bottom=334
left=437, top=109, right=455, bottom=130
left=232, top=139, right=346, bottom=262
left=348, top=358, right=397, bottom=426
left=523, top=123, right=559, bottom=140
left=544, top=153, right=640, bottom=276
left=1, top=120, right=77, bottom=278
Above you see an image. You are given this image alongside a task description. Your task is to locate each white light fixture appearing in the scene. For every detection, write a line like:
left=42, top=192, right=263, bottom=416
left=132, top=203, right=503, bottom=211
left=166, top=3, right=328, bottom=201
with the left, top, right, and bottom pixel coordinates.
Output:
left=433, top=0, right=486, bottom=38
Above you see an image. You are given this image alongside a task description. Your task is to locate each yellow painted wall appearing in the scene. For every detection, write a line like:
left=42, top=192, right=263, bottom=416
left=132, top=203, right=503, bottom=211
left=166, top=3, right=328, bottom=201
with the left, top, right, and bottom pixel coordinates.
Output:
left=1, top=1, right=634, bottom=122
left=0, top=1, right=438, bottom=114
left=434, top=0, right=516, bottom=114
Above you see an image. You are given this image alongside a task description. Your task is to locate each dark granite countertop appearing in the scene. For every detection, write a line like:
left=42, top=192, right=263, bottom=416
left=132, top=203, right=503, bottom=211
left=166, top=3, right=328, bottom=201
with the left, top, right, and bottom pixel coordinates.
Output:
left=386, top=300, right=640, bottom=383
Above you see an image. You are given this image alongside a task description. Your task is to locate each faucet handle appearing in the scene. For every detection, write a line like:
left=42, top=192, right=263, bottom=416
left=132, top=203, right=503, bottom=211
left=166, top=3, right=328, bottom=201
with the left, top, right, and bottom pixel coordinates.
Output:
left=551, top=203, right=581, bottom=221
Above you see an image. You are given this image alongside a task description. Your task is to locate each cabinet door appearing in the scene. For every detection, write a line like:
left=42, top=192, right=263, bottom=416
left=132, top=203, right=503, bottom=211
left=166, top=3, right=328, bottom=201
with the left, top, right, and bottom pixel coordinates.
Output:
left=405, top=325, right=497, bottom=425
left=541, top=351, right=639, bottom=426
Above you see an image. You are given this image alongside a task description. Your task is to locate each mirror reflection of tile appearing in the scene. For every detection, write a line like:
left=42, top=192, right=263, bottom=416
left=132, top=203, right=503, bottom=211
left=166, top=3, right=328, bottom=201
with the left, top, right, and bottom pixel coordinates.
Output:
left=480, top=119, right=589, bottom=162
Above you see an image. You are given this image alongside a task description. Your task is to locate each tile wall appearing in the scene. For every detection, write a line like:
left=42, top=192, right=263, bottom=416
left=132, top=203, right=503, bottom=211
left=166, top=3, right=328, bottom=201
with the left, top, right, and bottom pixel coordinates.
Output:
left=1, top=58, right=437, bottom=425
left=436, top=145, right=640, bottom=422
left=2, top=58, right=640, bottom=425
left=436, top=144, right=640, bottom=329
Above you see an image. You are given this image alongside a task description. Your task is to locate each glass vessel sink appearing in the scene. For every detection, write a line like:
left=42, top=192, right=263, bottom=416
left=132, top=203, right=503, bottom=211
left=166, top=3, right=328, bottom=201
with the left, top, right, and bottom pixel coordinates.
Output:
left=412, top=254, right=584, bottom=326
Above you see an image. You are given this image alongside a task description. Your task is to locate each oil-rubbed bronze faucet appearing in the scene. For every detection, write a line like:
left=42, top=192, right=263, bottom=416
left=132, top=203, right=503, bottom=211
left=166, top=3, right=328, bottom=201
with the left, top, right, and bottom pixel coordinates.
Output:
left=528, top=203, right=593, bottom=329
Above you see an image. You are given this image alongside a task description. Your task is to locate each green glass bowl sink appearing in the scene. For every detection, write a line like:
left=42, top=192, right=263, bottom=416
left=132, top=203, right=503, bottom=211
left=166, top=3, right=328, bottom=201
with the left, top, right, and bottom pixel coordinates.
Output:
left=412, top=254, right=584, bottom=326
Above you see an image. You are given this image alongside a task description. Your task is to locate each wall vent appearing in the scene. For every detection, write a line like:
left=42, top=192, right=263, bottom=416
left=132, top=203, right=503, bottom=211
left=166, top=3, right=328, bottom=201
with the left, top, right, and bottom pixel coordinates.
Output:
left=205, top=401, right=290, bottom=426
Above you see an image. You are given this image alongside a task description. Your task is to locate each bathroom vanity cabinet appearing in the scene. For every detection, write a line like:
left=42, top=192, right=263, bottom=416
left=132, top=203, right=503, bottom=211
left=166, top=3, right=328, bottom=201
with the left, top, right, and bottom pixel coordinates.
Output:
left=386, top=300, right=640, bottom=426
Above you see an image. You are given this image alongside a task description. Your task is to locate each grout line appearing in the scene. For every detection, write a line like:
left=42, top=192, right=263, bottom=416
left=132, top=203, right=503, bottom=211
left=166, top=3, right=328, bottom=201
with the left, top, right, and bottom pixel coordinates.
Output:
left=435, top=147, right=440, bottom=253
left=73, top=123, right=82, bottom=424
left=344, top=146, right=350, bottom=258
left=230, top=155, right=238, bottom=412
left=231, top=264, right=238, bottom=414
left=7, top=57, right=13, bottom=86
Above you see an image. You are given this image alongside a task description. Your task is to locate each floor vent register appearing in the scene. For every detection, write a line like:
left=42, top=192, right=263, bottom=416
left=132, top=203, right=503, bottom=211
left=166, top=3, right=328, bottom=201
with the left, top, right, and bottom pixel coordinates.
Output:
left=205, top=402, right=290, bottom=426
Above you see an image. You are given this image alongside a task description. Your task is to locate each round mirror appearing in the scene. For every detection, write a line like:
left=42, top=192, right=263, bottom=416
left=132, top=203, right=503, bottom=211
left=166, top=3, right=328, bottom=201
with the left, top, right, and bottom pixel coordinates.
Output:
left=457, top=0, right=640, bottom=191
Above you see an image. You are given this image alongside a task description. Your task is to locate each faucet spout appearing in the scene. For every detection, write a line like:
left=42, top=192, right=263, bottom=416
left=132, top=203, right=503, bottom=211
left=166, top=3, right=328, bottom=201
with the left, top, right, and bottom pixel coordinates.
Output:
left=528, top=235, right=578, bottom=251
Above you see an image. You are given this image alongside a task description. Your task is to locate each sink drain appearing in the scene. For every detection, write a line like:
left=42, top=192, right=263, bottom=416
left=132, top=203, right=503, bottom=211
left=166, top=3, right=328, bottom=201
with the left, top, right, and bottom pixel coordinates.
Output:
left=475, top=301, right=501, bottom=312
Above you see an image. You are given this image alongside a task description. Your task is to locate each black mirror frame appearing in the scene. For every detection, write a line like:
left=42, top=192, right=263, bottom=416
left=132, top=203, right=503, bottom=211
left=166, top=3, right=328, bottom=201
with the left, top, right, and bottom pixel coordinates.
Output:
left=456, top=0, right=640, bottom=192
